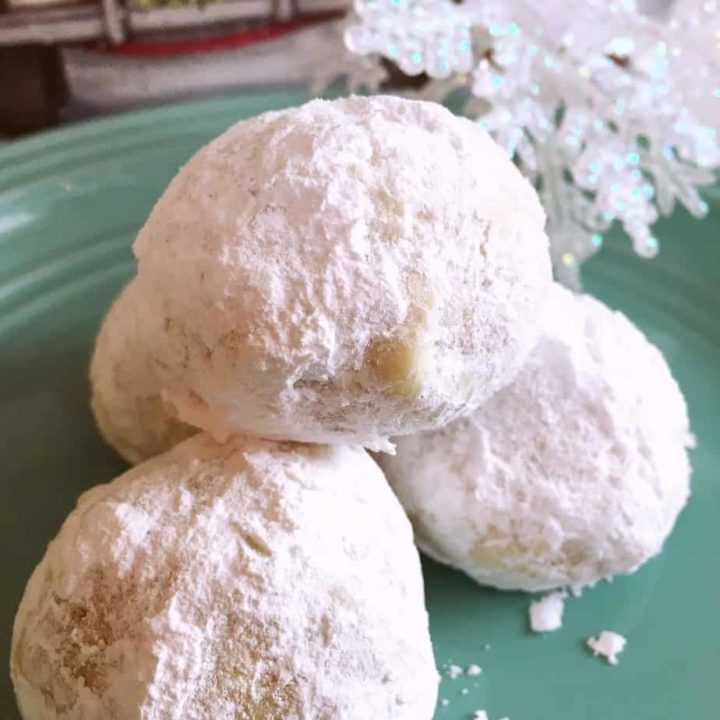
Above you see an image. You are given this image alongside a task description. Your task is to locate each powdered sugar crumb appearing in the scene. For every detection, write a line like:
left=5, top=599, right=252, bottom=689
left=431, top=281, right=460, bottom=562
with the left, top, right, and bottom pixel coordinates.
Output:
left=587, top=631, right=627, bottom=665
left=445, top=664, right=464, bottom=680
left=466, top=664, right=483, bottom=676
left=473, top=711, right=489, bottom=720
left=529, top=591, right=567, bottom=632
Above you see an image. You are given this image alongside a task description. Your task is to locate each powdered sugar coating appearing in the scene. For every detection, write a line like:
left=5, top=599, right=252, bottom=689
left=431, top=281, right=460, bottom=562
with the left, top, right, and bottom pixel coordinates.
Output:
left=132, top=95, right=551, bottom=450
left=380, top=283, right=692, bottom=591
left=90, top=281, right=194, bottom=464
left=587, top=631, right=627, bottom=665
left=529, top=591, right=566, bottom=633
left=12, top=435, right=438, bottom=719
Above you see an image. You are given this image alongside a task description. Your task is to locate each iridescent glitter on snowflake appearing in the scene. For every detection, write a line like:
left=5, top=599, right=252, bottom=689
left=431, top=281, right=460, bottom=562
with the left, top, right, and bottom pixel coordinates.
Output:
left=335, top=0, right=720, bottom=286
left=344, top=0, right=474, bottom=79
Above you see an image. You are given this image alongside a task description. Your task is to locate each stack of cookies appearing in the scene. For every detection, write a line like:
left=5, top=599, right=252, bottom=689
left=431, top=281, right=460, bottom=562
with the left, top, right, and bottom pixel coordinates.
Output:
left=10, top=95, right=691, bottom=720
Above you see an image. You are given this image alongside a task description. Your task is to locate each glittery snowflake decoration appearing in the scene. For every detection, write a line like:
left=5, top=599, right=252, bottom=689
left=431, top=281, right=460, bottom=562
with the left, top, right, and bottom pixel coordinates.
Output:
left=332, top=0, right=720, bottom=286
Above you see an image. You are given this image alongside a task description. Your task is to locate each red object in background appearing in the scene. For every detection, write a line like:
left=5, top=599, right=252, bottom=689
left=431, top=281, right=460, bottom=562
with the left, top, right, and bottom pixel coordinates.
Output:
left=0, top=0, right=346, bottom=134
left=107, top=12, right=340, bottom=58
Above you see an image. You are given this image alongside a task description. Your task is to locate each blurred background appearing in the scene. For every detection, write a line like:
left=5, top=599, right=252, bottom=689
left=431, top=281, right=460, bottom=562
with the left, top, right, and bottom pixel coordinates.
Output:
left=1, top=0, right=717, bottom=284
left=0, top=0, right=683, bottom=137
left=0, top=0, right=352, bottom=135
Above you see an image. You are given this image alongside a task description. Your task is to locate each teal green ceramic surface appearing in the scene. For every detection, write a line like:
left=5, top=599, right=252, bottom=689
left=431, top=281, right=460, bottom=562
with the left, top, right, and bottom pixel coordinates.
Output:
left=1, top=91, right=718, bottom=720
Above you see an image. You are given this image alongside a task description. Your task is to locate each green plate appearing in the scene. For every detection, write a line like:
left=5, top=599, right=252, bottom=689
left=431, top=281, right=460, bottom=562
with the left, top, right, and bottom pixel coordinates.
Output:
left=1, top=91, right=718, bottom=720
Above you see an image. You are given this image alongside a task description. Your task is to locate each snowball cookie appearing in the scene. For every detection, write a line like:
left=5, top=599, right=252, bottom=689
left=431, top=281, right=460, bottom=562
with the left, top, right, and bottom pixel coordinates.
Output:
left=11, top=435, right=438, bottom=720
left=379, top=283, right=692, bottom=592
left=132, top=95, right=551, bottom=451
left=90, top=281, right=194, bottom=464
